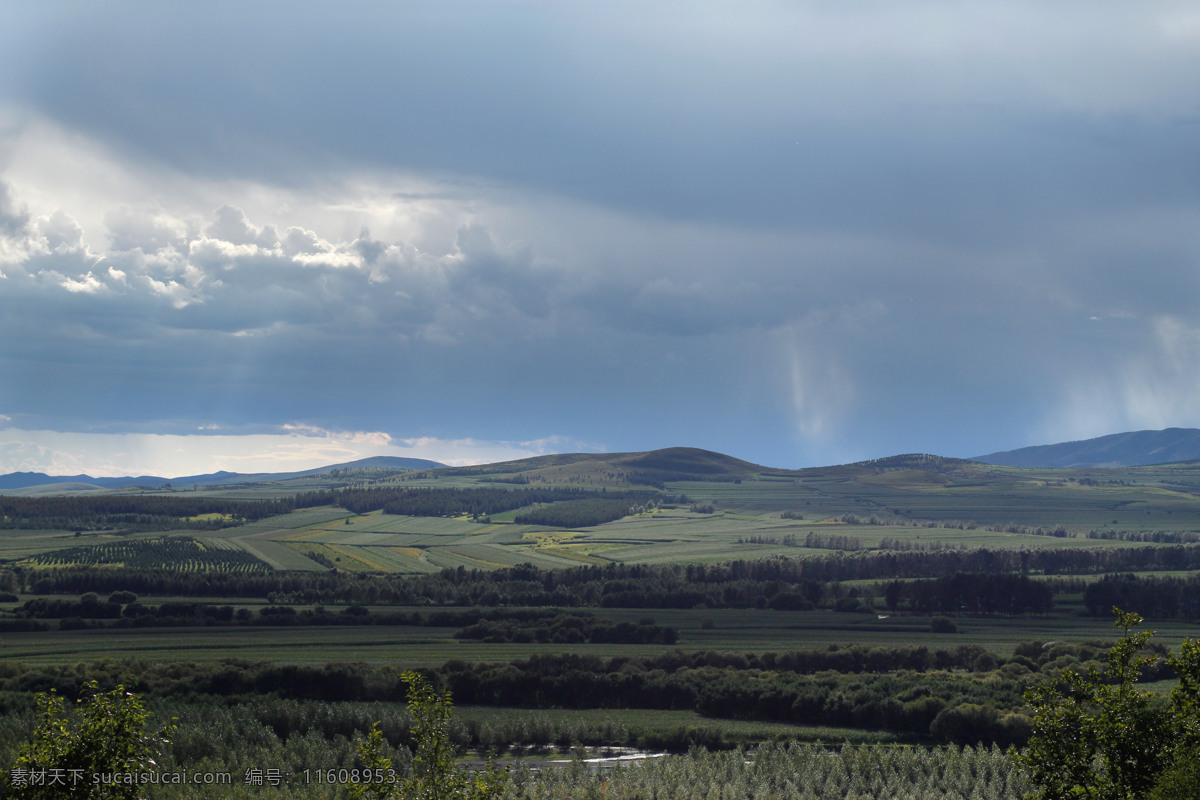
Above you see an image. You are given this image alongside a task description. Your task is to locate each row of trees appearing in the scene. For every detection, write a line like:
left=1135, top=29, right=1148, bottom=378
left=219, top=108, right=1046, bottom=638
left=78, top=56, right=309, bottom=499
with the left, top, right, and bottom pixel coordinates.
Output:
left=0, top=648, right=1037, bottom=744
left=0, top=484, right=670, bottom=535
left=882, top=574, right=1053, bottom=616
left=454, top=613, right=678, bottom=645
left=1082, top=572, right=1200, bottom=619
left=5, top=611, right=1198, bottom=799
left=1085, top=528, right=1200, bottom=544
left=0, top=495, right=290, bottom=532
left=1, top=549, right=1178, bottom=612
left=401, top=657, right=1034, bottom=744
left=3, top=695, right=1036, bottom=800
left=512, top=498, right=650, bottom=528
left=13, top=597, right=684, bottom=642
left=293, top=486, right=662, bottom=518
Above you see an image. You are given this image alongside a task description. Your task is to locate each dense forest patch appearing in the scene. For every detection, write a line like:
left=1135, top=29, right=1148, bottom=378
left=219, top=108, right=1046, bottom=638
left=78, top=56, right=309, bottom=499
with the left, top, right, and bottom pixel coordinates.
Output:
left=0, top=496, right=290, bottom=532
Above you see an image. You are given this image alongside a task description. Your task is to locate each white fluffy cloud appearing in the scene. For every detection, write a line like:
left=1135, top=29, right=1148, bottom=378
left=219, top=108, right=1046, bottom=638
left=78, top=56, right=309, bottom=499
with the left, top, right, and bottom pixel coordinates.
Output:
left=0, top=155, right=558, bottom=341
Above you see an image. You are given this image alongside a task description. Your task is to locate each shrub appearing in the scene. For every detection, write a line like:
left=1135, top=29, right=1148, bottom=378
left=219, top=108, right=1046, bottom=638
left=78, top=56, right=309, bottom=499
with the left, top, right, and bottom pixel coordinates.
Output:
left=1148, top=750, right=1200, bottom=799
left=4, top=681, right=170, bottom=800
left=352, top=672, right=505, bottom=800
left=930, top=703, right=998, bottom=744
left=1020, top=609, right=1200, bottom=800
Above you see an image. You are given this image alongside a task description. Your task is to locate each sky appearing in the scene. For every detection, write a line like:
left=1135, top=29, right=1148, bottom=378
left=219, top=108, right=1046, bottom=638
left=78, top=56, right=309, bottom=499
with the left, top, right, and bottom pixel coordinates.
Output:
left=2, top=2, right=1200, bottom=477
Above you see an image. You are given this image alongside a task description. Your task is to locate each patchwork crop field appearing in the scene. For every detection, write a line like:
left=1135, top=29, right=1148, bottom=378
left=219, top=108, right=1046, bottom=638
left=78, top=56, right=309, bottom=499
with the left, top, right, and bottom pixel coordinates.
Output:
left=3, top=449, right=1200, bottom=799
left=9, top=450, right=1200, bottom=575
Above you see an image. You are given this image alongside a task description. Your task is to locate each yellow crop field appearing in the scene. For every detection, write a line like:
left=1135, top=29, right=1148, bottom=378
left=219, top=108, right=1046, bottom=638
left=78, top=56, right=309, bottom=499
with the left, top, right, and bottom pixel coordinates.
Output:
left=325, top=544, right=389, bottom=571
left=280, top=528, right=338, bottom=541
left=389, top=546, right=427, bottom=560
left=533, top=545, right=608, bottom=564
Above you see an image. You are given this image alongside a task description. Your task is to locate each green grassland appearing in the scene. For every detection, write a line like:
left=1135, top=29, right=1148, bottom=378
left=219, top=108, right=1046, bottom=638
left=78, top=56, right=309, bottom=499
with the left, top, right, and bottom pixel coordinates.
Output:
left=8, top=450, right=1200, bottom=573
left=218, top=500, right=1188, bottom=574
left=5, top=450, right=1200, bottom=667
left=4, top=603, right=1198, bottom=666
left=4, top=449, right=1200, bottom=788
left=319, top=454, right=1200, bottom=569
left=213, top=469, right=1200, bottom=570
left=675, top=468, right=1200, bottom=531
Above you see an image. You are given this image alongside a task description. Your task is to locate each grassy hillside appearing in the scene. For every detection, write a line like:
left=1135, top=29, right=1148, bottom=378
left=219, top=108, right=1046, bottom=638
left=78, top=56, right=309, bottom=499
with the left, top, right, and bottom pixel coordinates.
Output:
left=431, top=446, right=769, bottom=486
left=5, top=447, right=1200, bottom=791
left=6, top=448, right=1200, bottom=573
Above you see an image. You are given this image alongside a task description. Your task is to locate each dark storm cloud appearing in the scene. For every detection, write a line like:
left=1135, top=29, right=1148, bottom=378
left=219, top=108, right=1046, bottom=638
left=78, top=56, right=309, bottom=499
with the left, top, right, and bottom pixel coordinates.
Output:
left=4, top=3, right=1200, bottom=470
left=11, top=2, right=1197, bottom=238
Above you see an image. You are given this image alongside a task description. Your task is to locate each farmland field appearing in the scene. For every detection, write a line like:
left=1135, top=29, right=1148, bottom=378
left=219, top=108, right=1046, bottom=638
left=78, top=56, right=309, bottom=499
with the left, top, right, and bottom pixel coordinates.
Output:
left=10, top=451, right=1200, bottom=573
left=3, top=449, right=1200, bottom=798
left=4, top=604, right=1199, bottom=665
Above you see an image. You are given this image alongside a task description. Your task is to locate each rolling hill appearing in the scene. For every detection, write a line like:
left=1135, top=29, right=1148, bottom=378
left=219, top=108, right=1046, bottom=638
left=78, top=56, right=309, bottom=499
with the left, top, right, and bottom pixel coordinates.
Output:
left=10, top=442, right=1200, bottom=574
left=11, top=427, right=1200, bottom=495
left=436, top=446, right=772, bottom=485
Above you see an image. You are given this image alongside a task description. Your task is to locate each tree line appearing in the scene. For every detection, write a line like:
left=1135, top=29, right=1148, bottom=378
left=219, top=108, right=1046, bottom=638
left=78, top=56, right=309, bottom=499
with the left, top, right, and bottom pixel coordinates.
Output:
left=1, top=634, right=1176, bottom=749
left=0, top=485, right=668, bottom=535
left=0, top=645, right=1040, bottom=745
left=8, top=598, right=681, bottom=644
left=0, top=495, right=290, bottom=532
left=1082, top=572, right=1200, bottom=620
left=882, top=573, right=1053, bottom=616
left=453, top=612, right=678, bottom=645
left=292, top=486, right=662, bottom=519
left=4, top=547, right=1195, bottom=613
left=513, top=498, right=654, bottom=528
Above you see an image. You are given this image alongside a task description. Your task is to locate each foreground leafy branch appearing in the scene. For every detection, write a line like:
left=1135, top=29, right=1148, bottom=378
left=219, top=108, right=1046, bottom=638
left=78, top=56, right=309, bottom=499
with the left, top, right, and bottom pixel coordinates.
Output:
left=1020, top=608, right=1200, bottom=800
left=5, top=681, right=171, bottom=800
left=352, top=671, right=505, bottom=800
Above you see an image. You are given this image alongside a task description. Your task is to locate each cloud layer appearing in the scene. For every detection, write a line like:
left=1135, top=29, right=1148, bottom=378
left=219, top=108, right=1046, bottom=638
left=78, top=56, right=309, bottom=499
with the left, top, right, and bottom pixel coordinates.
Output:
left=2, top=2, right=1200, bottom=474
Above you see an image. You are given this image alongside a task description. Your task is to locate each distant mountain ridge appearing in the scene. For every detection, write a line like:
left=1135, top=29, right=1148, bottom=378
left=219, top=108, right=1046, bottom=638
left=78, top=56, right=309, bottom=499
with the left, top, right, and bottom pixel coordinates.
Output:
left=974, top=427, right=1200, bottom=468
left=0, top=455, right=445, bottom=492
left=9, top=429, right=1200, bottom=492
left=0, top=472, right=178, bottom=491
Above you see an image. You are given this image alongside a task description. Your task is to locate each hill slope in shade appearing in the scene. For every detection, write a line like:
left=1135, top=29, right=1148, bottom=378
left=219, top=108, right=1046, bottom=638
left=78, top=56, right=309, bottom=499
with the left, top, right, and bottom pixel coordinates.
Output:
left=974, top=428, right=1200, bottom=468
left=436, top=446, right=772, bottom=484
left=173, top=455, right=447, bottom=486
